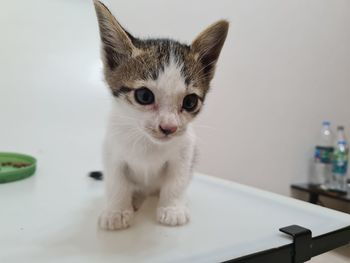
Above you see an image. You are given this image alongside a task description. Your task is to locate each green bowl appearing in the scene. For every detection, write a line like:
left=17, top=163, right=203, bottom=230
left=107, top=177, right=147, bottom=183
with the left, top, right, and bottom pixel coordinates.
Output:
left=0, top=152, right=37, bottom=183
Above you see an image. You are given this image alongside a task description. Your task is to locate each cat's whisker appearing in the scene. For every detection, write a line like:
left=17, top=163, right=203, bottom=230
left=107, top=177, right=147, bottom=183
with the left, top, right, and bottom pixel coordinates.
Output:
left=194, top=136, right=204, bottom=144
left=110, top=125, right=139, bottom=141
left=193, top=124, right=218, bottom=131
left=115, top=115, right=138, bottom=121
left=130, top=131, right=145, bottom=156
left=133, top=127, right=150, bottom=154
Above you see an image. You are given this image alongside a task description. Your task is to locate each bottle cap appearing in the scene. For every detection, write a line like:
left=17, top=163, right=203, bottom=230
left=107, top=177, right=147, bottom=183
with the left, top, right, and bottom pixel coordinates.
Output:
left=338, top=140, right=347, bottom=145
left=322, top=121, right=330, bottom=126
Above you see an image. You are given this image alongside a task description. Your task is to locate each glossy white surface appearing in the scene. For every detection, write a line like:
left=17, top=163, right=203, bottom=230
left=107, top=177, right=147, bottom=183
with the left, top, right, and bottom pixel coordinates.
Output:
left=1, top=1, right=350, bottom=262
left=1, top=171, right=350, bottom=263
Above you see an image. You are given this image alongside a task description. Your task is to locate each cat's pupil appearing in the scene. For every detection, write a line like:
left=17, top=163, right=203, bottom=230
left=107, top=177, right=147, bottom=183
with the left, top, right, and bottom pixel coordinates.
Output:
left=142, top=92, right=149, bottom=101
left=183, top=94, right=198, bottom=111
left=134, top=87, right=155, bottom=105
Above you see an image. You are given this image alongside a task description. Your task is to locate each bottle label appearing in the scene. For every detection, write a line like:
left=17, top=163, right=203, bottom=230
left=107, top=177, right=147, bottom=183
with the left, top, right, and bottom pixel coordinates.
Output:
left=332, top=150, right=348, bottom=175
left=314, top=146, right=333, bottom=164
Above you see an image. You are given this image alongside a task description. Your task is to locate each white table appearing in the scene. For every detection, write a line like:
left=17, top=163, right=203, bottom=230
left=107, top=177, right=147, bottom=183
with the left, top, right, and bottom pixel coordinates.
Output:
left=1, top=0, right=350, bottom=262
left=1, top=169, right=350, bottom=263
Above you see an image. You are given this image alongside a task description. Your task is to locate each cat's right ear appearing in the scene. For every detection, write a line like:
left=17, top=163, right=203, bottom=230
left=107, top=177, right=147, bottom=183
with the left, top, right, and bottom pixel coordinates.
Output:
left=93, top=0, right=137, bottom=70
left=191, top=20, right=229, bottom=82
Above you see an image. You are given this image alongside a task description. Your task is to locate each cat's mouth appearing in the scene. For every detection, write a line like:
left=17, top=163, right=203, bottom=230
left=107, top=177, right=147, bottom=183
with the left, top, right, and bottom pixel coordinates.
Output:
left=150, top=133, right=175, bottom=143
left=157, top=134, right=174, bottom=141
left=143, top=127, right=177, bottom=143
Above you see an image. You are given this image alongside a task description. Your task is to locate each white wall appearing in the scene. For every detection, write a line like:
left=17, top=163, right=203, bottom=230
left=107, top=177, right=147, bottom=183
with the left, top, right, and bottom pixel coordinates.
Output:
left=1, top=0, right=350, bottom=197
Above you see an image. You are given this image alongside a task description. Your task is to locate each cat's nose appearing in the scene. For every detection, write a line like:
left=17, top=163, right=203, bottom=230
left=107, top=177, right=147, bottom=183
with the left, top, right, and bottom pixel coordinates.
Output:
left=159, top=124, right=177, bottom=135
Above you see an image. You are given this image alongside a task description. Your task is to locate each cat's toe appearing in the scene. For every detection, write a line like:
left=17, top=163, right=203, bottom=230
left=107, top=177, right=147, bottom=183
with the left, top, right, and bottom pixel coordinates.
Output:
left=98, top=209, right=134, bottom=230
left=157, top=206, right=189, bottom=226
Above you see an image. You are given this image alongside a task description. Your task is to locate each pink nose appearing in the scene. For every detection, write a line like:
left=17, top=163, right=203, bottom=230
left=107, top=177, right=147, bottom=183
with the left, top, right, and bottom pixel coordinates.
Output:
left=159, top=124, right=177, bottom=135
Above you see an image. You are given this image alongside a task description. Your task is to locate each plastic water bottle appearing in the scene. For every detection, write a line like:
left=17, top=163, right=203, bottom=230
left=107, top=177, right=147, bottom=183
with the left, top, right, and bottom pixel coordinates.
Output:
left=311, top=121, right=334, bottom=185
left=330, top=126, right=349, bottom=192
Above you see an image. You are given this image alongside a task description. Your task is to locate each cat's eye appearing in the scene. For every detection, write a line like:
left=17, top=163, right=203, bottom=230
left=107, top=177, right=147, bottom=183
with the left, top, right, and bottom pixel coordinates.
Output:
left=134, top=87, right=155, bottom=105
left=182, top=94, right=199, bottom=112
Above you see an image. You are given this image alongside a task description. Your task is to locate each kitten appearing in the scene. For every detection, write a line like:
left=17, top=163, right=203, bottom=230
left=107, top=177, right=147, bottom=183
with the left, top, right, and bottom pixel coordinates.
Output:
left=93, top=0, right=228, bottom=230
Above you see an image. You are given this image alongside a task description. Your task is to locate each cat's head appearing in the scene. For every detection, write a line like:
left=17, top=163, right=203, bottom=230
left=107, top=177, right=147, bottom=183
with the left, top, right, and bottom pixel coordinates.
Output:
left=94, top=0, right=228, bottom=143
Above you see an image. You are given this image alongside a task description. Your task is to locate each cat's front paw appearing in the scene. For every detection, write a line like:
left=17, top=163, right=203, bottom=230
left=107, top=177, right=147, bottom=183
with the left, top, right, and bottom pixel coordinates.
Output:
left=157, top=206, right=190, bottom=226
left=98, top=209, right=134, bottom=230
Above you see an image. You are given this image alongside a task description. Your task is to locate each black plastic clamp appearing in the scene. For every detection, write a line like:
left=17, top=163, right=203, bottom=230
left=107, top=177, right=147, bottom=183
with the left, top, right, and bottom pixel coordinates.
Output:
left=280, top=225, right=312, bottom=263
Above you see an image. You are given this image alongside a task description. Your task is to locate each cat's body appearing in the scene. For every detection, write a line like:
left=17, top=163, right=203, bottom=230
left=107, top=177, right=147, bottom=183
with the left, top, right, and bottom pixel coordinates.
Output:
left=93, top=0, right=228, bottom=230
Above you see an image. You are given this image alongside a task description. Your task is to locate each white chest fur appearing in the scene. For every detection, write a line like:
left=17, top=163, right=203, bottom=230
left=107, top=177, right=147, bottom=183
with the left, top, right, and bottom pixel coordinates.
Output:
left=103, top=107, right=195, bottom=193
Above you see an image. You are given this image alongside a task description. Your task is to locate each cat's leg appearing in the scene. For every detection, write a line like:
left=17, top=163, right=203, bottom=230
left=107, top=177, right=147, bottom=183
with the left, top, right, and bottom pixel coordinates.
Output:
left=157, top=152, right=194, bottom=226
left=99, top=163, right=134, bottom=230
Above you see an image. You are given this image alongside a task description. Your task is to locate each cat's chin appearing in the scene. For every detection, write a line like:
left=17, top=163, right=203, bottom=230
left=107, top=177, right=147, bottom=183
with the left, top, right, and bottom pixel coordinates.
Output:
left=144, top=132, right=176, bottom=145
left=150, top=135, right=174, bottom=145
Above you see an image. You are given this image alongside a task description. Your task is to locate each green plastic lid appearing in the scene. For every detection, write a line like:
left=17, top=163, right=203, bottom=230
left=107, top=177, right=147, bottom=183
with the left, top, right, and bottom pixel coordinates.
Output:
left=0, top=152, right=37, bottom=183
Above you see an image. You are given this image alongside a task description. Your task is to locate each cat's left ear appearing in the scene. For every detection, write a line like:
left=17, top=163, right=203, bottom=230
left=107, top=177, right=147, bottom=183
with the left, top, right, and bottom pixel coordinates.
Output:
left=93, top=0, right=138, bottom=70
left=191, top=20, right=229, bottom=81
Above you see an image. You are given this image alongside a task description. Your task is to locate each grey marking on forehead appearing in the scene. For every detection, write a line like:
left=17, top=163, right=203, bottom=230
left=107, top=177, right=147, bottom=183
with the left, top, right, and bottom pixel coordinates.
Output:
left=132, top=38, right=194, bottom=83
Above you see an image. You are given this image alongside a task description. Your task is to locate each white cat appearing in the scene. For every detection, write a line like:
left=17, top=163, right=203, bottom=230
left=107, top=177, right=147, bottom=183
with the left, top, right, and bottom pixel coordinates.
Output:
left=93, top=0, right=228, bottom=230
